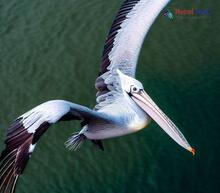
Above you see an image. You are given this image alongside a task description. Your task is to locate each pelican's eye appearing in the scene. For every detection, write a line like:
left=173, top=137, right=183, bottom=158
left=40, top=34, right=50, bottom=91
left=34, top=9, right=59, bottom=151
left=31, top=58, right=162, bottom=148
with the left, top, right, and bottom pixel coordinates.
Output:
left=130, top=85, right=139, bottom=93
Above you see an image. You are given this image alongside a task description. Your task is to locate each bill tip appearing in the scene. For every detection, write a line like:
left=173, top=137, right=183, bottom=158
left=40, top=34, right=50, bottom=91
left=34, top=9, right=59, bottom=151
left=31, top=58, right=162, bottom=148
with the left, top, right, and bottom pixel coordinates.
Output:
left=188, top=147, right=196, bottom=156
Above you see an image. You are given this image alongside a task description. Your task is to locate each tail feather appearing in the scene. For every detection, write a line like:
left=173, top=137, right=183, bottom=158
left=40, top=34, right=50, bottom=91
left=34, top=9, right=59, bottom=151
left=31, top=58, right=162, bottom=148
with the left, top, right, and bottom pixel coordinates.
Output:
left=65, top=133, right=86, bottom=151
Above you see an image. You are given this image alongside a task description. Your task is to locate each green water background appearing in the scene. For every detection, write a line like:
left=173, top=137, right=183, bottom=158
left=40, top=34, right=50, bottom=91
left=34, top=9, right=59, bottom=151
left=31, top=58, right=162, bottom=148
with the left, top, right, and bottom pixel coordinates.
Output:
left=0, top=0, right=219, bottom=193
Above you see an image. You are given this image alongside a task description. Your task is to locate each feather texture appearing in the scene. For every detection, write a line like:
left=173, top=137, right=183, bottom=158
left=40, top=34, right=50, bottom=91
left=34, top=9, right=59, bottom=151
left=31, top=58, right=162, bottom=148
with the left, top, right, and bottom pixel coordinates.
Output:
left=95, top=0, right=170, bottom=110
left=0, top=100, right=105, bottom=193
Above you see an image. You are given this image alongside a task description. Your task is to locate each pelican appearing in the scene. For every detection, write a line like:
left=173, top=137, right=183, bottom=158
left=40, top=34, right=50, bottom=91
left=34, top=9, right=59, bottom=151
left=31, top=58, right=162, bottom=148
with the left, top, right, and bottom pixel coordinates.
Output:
left=0, top=0, right=195, bottom=192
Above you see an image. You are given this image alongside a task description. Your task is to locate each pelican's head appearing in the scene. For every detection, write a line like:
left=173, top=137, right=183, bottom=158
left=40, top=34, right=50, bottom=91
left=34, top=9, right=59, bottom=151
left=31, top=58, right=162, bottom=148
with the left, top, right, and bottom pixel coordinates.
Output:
left=117, top=69, right=195, bottom=155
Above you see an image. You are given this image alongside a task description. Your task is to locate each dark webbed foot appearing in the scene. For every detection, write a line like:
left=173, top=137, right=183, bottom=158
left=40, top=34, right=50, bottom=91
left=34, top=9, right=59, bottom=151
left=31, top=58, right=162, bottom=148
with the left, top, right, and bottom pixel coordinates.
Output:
left=91, top=140, right=104, bottom=151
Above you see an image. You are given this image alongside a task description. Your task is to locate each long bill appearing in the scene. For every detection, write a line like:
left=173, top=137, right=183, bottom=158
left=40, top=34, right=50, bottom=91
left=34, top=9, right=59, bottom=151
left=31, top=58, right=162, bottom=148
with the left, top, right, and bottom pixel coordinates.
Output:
left=132, top=90, right=195, bottom=155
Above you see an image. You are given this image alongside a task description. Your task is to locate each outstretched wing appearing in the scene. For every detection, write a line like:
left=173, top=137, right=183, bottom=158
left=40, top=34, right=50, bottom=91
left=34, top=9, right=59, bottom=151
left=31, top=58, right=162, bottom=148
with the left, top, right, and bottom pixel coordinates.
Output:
left=0, top=100, right=103, bottom=193
left=95, top=0, right=170, bottom=110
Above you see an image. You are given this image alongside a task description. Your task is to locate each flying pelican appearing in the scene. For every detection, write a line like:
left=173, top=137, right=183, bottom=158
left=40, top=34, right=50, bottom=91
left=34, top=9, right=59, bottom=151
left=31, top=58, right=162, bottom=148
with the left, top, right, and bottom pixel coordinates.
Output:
left=0, top=0, right=195, bottom=192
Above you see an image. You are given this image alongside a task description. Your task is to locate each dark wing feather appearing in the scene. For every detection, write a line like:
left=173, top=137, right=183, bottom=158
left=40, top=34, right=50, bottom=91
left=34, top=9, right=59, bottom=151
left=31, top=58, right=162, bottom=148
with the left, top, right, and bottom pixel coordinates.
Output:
left=95, top=0, right=170, bottom=110
left=99, top=0, right=140, bottom=75
left=0, top=120, right=48, bottom=193
left=95, top=0, right=141, bottom=100
left=0, top=100, right=101, bottom=193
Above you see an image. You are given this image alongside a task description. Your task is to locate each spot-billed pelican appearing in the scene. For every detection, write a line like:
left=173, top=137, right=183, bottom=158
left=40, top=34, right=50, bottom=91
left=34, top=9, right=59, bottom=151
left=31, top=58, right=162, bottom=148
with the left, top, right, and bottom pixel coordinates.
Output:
left=0, top=0, right=195, bottom=192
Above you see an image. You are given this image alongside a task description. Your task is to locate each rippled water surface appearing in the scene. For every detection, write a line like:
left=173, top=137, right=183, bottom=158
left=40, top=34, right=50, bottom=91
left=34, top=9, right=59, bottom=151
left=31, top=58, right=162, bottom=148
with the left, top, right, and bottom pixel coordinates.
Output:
left=0, top=0, right=219, bottom=193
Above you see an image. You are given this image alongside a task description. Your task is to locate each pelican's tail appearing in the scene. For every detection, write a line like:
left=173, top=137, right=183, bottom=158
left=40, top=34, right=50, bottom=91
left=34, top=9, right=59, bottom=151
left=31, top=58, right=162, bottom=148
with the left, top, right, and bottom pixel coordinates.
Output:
left=65, top=133, right=86, bottom=151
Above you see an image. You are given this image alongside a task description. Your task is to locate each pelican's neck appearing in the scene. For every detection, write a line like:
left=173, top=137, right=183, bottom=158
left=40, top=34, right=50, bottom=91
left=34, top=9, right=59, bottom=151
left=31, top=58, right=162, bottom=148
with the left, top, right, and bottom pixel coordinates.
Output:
left=98, top=92, right=150, bottom=130
left=123, top=91, right=151, bottom=129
